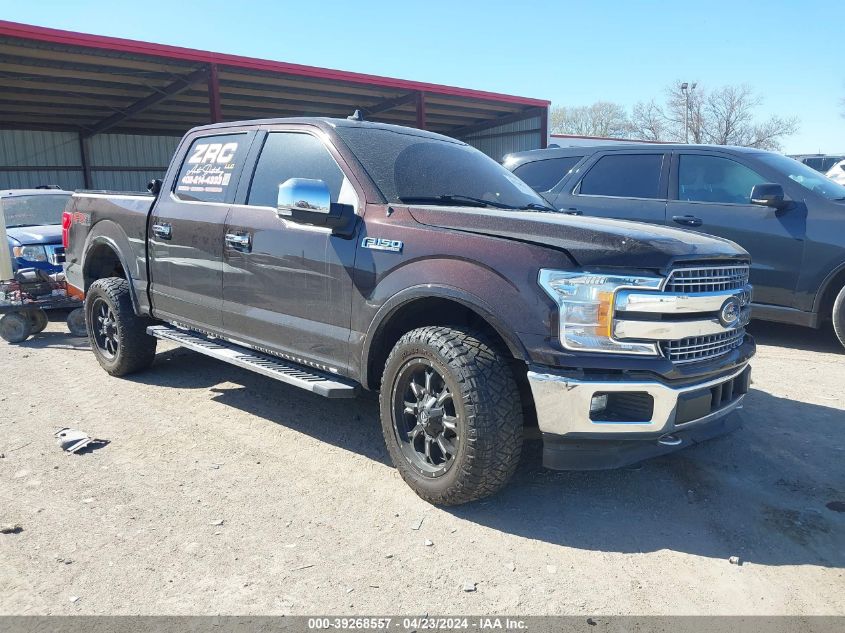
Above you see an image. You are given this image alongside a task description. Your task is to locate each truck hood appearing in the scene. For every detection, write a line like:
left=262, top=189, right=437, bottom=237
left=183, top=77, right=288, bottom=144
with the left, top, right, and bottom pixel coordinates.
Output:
left=408, top=206, right=748, bottom=270
left=6, top=224, right=62, bottom=246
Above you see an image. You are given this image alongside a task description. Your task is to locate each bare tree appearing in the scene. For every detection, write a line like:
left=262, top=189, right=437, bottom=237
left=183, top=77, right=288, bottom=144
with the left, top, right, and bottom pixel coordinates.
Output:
left=550, top=83, right=797, bottom=150
left=550, top=101, right=632, bottom=138
left=630, top=100, right=667, bottom=141
left=698, top=84, right=798, bottom=149
left=633, top=81, right=797, bottom=150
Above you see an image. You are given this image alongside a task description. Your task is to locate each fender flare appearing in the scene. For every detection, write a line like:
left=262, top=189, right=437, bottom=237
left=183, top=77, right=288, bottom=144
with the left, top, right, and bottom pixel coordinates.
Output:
left=82, top=232, right=140, bottom=314
left=360, top=284, right=529, bottom=390
left=812, top=260, right=845, bottom=314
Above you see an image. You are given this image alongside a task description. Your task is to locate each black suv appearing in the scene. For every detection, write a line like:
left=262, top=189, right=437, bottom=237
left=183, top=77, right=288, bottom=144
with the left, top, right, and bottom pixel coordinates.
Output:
left=504, top=144, right=845, bottom=348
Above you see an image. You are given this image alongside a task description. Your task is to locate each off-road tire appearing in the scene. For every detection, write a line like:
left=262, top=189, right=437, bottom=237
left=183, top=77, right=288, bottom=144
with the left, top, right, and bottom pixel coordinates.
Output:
left=0, top=313, right=32, bottom=343
left=833, top=284, right=845, bottom=350
left=27, top=308, right=49, bottom=334
left=85, top=277, right=157, bottom=376
left=379, top=326, right=523, bottom=505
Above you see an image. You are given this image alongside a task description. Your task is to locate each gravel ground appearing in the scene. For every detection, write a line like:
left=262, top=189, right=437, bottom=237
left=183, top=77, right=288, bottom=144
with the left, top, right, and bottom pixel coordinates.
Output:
left=1, top=315, right=843, bottom=615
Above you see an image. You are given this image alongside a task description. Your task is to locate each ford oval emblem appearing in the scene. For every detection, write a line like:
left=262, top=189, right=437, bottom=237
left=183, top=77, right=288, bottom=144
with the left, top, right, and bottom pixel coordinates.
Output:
left=719, top=296, right=741, bottom=327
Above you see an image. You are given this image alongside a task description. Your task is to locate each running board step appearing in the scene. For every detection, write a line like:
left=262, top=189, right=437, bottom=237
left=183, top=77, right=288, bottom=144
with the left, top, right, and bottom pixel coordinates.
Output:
left=146, top=325, right=357, bottom=398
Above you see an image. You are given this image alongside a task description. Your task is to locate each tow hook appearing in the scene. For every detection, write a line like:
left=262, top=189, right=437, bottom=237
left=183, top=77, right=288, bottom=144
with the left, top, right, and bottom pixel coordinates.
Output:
left=657, top=434, right=683, bottom=447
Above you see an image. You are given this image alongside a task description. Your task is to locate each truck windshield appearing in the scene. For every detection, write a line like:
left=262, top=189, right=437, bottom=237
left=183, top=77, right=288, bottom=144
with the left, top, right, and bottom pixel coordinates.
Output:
left=1, top=194, right=71, bottom=228
left=335, top=127, right=553, bottom=210
left=758, top=154, right=845, bottom=201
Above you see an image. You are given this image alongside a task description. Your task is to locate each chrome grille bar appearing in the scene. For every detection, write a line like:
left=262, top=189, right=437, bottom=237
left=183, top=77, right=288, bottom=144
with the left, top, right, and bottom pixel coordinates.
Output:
left=662, top=329, right=746, bottom=364
left=612, top=264, right=751, bottom=365
left=665, top=265, right=750, bottom=293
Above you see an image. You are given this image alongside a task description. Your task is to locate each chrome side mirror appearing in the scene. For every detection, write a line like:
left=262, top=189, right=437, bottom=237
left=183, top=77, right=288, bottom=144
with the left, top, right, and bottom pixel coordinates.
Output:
left=275, top=177, right=358, bottom=236
left=277, top=178, right=330, bottom=217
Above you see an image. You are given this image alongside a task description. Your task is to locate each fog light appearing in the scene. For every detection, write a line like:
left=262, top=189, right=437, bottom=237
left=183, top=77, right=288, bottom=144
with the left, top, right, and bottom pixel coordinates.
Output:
left=590, top=394, right=609, bottom=414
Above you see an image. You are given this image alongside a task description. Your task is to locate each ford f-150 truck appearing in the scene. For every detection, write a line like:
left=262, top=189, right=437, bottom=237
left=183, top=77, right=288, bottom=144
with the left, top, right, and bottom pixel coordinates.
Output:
left=64, top=117, right=755, bottom=505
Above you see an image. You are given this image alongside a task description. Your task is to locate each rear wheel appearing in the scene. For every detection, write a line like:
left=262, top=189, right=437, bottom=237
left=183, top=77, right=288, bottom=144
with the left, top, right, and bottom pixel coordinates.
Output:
left=379, top=326, right=523, bottom=505
left=85, top=277, right=157, bottom=376
left=833, top=284, right=845, bottom=350
left=27, top=308, right=49, bottom=334
left=0, top=313, right=32, bottom=344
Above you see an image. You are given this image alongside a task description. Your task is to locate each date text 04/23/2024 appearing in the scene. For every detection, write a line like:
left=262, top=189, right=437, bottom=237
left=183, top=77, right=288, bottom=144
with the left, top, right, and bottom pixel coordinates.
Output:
left=307, top=618, right=527, bottom=630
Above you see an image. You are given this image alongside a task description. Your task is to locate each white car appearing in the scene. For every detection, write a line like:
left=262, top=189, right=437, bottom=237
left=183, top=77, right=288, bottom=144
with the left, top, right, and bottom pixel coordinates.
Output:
left=826, top=159, right=845, bottom=186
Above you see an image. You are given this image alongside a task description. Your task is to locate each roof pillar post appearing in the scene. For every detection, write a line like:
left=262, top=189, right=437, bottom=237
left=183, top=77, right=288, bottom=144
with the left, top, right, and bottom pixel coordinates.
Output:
left=539, top=106, right=549, bottom=149
left=78, top=133, right=92, bottom=189
left=208, top=63, right=222, bottom=123
left=415, top=91, right=426, bottom=130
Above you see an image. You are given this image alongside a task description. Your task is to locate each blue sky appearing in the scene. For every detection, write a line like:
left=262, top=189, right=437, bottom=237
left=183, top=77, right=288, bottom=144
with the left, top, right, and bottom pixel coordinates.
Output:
left=5, top=0, right=843, bottom=153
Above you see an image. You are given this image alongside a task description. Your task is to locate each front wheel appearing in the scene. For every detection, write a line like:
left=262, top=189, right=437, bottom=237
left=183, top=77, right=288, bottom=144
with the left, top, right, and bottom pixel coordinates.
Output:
left=84, top=277, right=157, bottom=376
left=379, top=326, right=523, bottom=505
left=833, top=284, right=845, bottom=350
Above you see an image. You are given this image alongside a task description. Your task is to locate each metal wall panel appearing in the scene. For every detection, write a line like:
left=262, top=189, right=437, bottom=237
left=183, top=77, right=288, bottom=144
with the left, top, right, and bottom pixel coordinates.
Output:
left=90, top=170, right=168, bottom=192
left=0, top=170, right=84, bottom=190
left=0, top=130, right=80, bottom=166
left=0, top=130, right=84, bottom=190
left=86, top=134, right=179, bottom=168
left=1, top=130, right=181, bottom=192
left=463, top=115, right=544, bottom=162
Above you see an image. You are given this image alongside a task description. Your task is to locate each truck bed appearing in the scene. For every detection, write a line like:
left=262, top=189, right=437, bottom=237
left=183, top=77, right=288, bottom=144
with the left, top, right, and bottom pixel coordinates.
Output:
left=63, top=190, right=155, bottom=305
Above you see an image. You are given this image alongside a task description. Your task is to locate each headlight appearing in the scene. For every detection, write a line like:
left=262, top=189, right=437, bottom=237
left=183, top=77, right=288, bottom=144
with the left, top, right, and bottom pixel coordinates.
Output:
left=538, top=269, right=662, bottom=355
left=12, top=245, right=48, bottom=262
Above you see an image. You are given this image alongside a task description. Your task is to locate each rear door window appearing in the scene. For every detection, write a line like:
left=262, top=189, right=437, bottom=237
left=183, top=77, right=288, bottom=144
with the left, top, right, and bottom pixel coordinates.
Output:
left=578, top=154, right=664, bottom=199
left=512, top=156, right=582, bottom=192
left=174, top=133, right=250, bottom=203
left=677, top=155, right=767, bottom=205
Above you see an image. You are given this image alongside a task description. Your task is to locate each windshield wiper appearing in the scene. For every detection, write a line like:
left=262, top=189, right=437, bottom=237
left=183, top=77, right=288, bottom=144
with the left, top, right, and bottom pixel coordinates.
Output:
left=398, top=195, right=516, bottom=210
left=519, top=202, right=557, bottom=212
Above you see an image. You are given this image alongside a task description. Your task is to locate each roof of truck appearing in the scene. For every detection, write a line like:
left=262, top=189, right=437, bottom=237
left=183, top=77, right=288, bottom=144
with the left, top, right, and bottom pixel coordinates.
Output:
left=189, top=117, right=465, bottom=144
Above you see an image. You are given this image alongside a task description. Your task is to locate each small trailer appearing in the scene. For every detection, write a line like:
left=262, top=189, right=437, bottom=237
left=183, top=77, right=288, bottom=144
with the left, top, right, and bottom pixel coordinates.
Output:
left=0, top=273, right=86, bottom=343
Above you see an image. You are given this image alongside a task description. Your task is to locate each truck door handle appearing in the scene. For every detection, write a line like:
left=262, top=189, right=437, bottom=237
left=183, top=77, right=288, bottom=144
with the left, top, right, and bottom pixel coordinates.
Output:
left=151, top=223, right=172, bottom=239
left=563, top=208, right=582, bottom=215
left=225, top=233, right=252, bottom=252
left=672, top=215, right=702, bottom=227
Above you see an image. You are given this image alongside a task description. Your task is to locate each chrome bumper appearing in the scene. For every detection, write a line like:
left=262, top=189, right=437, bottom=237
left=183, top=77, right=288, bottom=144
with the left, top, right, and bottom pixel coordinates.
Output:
left=527, top=363, right=750, bottom=438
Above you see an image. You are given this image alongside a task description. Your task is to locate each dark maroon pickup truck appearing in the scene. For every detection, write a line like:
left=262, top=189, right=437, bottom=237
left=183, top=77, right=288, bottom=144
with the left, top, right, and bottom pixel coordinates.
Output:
left=63, top=117, right=755, bottom=505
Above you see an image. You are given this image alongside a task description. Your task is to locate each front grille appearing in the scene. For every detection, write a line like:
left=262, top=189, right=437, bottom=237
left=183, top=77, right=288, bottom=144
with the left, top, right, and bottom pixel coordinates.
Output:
left=45, top=245, right=65, bottom=265
left=665, top=265, right=749, bottom=293
left=662, top=329, right=746, bottom=364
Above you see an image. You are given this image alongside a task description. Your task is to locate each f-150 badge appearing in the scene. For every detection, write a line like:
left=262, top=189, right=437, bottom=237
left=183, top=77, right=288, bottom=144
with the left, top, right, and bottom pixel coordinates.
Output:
left=361, top=237, right=403, bottom=253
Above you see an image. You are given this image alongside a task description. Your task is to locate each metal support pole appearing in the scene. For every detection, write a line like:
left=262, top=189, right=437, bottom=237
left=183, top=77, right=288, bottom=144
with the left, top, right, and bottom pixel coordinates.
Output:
left=78, top=133, right=91, bottom=189
left=540, top=106, right=549, bottom=149
left=208, top=63, right=222, bottom=124
left=415, top=91, right=426, bottom=130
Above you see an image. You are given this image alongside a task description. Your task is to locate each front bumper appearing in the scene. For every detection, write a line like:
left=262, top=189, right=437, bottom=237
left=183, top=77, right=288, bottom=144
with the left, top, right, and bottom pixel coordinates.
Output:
left=527, top=363, right=751, bottom=470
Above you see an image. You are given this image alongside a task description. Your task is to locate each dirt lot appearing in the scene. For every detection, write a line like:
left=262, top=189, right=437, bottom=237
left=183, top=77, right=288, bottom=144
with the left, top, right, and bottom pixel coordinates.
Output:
left=1, top=315, right=843, bottom=615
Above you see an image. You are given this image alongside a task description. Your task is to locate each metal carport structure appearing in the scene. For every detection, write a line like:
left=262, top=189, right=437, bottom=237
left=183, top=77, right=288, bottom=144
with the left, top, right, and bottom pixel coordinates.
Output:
left=0, top=20, right=549, bottom=190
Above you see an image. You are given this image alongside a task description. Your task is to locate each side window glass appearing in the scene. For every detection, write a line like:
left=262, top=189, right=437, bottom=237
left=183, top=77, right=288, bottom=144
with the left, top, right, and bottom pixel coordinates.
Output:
left=512, top=156, right=582, bottom=192
left=248, top=132, right=347, bottom=208
left=174, top=133, right=249, bottom=203
left=578, top=154, right=664, bottom=199
left=678, top=155, right=767, bottom=204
